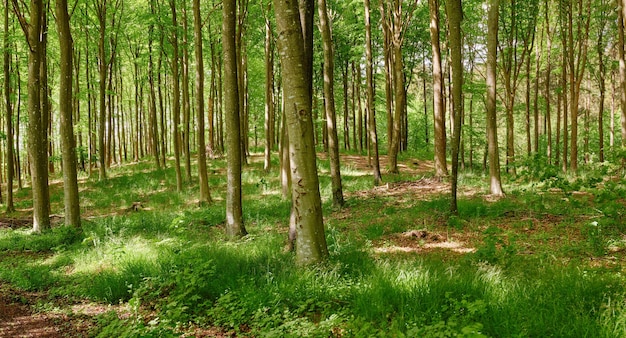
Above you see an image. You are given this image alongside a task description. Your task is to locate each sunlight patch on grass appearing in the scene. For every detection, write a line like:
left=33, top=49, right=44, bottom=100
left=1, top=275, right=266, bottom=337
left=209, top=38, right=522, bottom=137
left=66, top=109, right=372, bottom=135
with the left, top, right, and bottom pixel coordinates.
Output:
left=72, top=236, right=160, bottom=275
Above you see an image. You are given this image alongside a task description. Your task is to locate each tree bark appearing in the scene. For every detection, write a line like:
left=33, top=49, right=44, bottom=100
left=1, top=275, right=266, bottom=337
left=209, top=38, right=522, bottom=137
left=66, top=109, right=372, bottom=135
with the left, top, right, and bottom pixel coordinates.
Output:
left=181, top=3, right=192, bottom=181
left=274, top=0, right=328, bottom=265
left=16, top=0, right=51, bottom=230
left=618, top=0, right=626, bottom=166
left=149, top=0, right=160, bottom=169
left=364, top=0, right=382, bottom=185
left=194, top=0, right=211, bottom=204
left=263, top=3, right=274, bottom=172
left=4, top=0, right=14, bottom=212
left=486, top=0, right=504, bottom=196
left=224, top=0, right=247, bottom=239
left=446, top=0, right=462, bottom=214
left=318, top=0, right=344, bottom=207
left=55, top=0, right=80, bottom=227
left=170, top=0, right=183, bottom=192
left=428, top=0, right=448, bottom=178
left=96, top=1, right=107, bottom=180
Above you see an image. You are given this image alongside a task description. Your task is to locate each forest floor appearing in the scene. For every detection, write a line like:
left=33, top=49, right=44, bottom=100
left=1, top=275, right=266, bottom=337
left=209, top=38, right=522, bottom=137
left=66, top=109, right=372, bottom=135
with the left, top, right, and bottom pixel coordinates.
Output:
left=1, top=152, right=625, bottom=336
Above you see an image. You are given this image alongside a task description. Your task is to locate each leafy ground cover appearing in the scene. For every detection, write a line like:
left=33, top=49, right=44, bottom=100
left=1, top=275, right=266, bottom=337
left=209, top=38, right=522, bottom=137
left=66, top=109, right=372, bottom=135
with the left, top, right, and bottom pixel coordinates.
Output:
left=1, top=153, right=626, bottom=337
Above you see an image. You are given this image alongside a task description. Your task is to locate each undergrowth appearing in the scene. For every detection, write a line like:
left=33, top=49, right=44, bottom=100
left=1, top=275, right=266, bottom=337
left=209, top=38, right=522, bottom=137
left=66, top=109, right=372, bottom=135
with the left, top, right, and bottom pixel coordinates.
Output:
left=1, top=154, right=626, bottom=337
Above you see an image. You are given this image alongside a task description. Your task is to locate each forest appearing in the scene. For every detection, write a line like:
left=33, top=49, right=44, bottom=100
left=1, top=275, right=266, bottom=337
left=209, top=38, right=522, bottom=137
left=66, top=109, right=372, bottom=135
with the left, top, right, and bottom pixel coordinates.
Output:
left=2, top=0, right=626, bottom=336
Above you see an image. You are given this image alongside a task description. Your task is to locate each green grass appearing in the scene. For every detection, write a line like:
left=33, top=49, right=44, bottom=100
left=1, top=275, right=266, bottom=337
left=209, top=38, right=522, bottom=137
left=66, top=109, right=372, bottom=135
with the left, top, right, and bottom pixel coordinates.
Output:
left=1, top=153, right=626, bottom=336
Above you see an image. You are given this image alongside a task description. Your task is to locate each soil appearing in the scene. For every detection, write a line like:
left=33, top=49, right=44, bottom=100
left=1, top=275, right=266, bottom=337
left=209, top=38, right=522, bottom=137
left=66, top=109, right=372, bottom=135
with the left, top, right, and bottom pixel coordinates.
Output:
left=0, top=283, right=93, bottom=338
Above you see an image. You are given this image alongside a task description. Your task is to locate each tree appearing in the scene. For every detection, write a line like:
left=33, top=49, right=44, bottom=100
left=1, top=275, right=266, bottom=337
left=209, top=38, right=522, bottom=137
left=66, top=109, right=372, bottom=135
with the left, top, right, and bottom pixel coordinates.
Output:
left=4, top=0, right=14, bottom=212
left=486, top=0, right=504, bottom=196
left=364, top=0, right=382, bottom=185
left=498, top=0, right=537, bottom=174
left=148, top=0, right=161, bottom=169
left=621, top=0, right=626, bottom=163
left=563, top=0, right=592, bottom=171
left=274, top=0, right=328, bottom=264
left=13, top=0, right=51, bottom=231
left=55, top=0, right=80, bottom=227
left=428, top=0, right=448, bottom=179
left=95, top=0, right=110, bottom=180
left=170, top=0, right=183, bottom=192
left=194, top=0, right=211, bottom=204
left=181, top=2, right=192, bottom=182
left=446, top=0, right=462, bottom=214
left=263, top=2, right=275, bottom=173
left=224, top=0, right=247, bottom=239
left=318, top=0, right=344, bottom=207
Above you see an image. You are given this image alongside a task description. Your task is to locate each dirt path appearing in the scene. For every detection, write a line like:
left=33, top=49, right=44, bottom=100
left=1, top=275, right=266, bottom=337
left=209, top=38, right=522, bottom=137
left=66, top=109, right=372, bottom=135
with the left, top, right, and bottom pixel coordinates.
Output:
left=0, top=284, right=93, bottom=338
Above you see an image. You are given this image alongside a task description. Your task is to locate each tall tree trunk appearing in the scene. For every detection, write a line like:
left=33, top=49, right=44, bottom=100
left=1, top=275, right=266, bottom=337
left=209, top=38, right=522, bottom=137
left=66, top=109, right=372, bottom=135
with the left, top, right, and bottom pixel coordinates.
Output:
left=446, top=0, right=462, bottom=214
left=429, top=0, right=448, bottom=178
left=387, top=0, right=405, bottom=174
left=224, top=0, right=247, bottom=238
left=4, top=0, right=14, bottom=212
left=149, top=0, right=160, bottom=169
left=194, top=0, right=211, bottom=204
left=96, top=1, right=107, bottom=180
left=618, top=0, right=626, bottom=166
left=545, top=5, right=553, bottom=162
left=15, top=0, right=51, bottom=230
left=170, top=0, right=183, bottom=191
left=263, top=3, right=274, bottom=172
left=597, top=3, right=606, bottom=163
left=342, top=62, right=350, bottom=151
left=486, top=0, right=504, bottom=196
left=275, top=0, right=328, bottom=265
left=318, top=0, right=344, bottom=207
left=364, top=0, right=382, bottom=185
left=236, top=0, right=249, bottom=164
left=356, top=62, right=364, bottom=153
left=533, top=26, right=542, bottom=155
left=55, top=0, right=80, bottom=227
left=182, top=3, right=192, bottom=181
